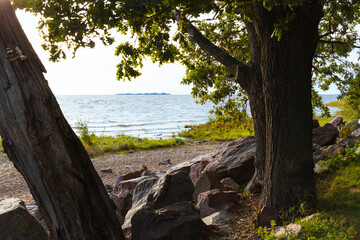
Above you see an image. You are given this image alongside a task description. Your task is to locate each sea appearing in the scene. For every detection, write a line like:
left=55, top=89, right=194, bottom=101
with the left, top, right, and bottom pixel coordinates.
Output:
left=56, top=94, right=340, bottom=139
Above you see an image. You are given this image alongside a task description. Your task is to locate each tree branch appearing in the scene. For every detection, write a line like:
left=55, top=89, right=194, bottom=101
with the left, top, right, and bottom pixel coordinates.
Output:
left=172, top=9, right=247, bottom=77
left=319, top=39, right=360, bottom=47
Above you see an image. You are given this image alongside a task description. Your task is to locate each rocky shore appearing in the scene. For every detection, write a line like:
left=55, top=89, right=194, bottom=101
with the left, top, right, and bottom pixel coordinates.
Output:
left=1, top=116, right=360, bottom=239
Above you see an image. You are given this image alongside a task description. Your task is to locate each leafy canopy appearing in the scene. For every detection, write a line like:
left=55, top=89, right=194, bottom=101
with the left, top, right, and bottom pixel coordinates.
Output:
left=13, top=0, right=360, bottom=119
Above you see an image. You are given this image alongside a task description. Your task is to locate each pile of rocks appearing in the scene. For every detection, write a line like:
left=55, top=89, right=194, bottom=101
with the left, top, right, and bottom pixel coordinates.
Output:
left=107, top=136, right=256, bottom=239
left=312, top=117, right=360, bottom=173
left=2, top=116, right=359, bottom=239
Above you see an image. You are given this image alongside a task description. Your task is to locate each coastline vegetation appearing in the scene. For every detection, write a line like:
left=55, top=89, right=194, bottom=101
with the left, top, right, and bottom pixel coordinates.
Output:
left=75, top=121, right=184, bottom=158
left=178, top=117, right=254, bottom=141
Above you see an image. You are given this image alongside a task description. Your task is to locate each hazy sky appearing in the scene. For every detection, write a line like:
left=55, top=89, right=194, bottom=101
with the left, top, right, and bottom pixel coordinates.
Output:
left=16, top=10, right=343, bottom=95
left=16, top=10, right=191, bottom=95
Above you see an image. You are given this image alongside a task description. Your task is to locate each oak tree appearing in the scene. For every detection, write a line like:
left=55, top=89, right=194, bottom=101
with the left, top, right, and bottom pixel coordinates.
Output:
left=13, top=0, right=360, bottom=210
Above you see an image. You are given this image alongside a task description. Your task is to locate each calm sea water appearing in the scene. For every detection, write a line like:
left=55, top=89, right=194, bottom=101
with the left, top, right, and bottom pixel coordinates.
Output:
left=56, top=94, right=339, bottom=138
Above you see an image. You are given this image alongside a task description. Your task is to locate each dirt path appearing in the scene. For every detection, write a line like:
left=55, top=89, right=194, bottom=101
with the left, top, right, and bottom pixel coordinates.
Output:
left=0, top=141, right=228, bottom=203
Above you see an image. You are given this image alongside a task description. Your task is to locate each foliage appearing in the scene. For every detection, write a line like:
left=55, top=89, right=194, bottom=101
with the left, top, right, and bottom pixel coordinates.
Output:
left=80, top=134, right=184, bottom=158
left=315, top=162, right=360, bottom=235
left=12, top=0, right=360, bottom=119
left=75, top=121, right=183, bottom=157
left=339, top=124, right=355, bottom=139
left=343, top=73, right=360, bottom=121
left=319, top=141, right=360, bottom=173
left=296, top=214, right=358, bottom=239
left=178, top=117, right=253, bottom=141
left=257, top=220, right=276, bottom=240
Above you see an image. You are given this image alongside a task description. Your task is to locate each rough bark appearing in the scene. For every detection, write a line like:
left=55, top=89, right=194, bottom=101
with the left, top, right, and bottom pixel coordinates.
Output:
left=174, top=1, right=323, bottom=210
left=0, top=1, right=124, bottom=239
left=251, top=2, right=322, bottom=209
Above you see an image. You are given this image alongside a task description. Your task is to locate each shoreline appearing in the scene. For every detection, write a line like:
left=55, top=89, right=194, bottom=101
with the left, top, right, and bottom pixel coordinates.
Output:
left=0, top=140, right=228, bottom=203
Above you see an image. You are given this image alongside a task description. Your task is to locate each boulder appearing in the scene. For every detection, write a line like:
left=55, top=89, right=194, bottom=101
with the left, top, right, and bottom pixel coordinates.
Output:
left=123, top=171, right=194, bottom=237
left=257, top=206, right=279, bottom=227
left=330, top=116, right=343, bottom=129
left=204, top=136, right=255, bottom=184
left=202, top=211, right=234, bottom=226
left=193, top=172, right=224, bottom=202
left=0, top=198, right=48, bottom=240
left=189, top=160, right=210, bottom=185
left=131, top=202, right=206, bottom=240
left=196, top=189, right=238, bottom=218
left=111, top=190, right=133, bottom=218
left=351, top=128, right=360, bottom=138
left=312, top=123, right=339, bottom=146
left=274, top=223, right=302, bottom=238
left=313, top=137, right=359, bottom=162
left=312, top=119, right=320, bottom=129
left=167, top=151, right=220, bottom=175
left=220, top=177, right=240, bottom=192
left=117, top=176, right=151, bottom=192
left=118, top=170, right=144, bottom=182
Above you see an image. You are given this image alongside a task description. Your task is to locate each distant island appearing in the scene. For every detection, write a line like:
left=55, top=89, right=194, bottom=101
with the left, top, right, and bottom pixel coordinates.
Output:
left=116, top=92, right=171, bottom=95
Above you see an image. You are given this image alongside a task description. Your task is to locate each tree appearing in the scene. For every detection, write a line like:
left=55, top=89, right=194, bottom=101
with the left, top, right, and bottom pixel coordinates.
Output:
left=0, top=1, right=124, bottom=239
left=13, top=0, right=360, bottom=210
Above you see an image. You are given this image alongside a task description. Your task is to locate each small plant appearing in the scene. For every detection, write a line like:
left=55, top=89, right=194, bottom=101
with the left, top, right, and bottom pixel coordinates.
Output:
left=75, top=120, right=95, bottom=146
left=257, top=220, right=277, bottom=240
left=339, top=125, right=355, bottom=139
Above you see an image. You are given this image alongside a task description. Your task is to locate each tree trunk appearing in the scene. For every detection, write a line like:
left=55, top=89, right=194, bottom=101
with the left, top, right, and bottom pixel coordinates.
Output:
left=0, top=1, right=124, bottom=239
left=241, top=20, right=266, bottom=193
left=251, top=2, right=323, bottom=210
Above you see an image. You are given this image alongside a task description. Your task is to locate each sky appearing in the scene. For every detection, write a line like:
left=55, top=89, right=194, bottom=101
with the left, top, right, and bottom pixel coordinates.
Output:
left=16, top=10, right=191, bottom=95
left=15, top=10, right=343, bottom=95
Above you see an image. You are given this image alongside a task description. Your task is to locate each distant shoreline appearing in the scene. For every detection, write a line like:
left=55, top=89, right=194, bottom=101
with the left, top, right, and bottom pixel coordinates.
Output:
left=116, top=92, right=171, bottom=96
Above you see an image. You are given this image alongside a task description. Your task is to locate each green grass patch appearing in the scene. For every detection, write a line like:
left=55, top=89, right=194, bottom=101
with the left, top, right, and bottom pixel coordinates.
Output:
left=325, top=100, right=346, bottom=110
left=75, top=120, right=184, bottom=157
left=178, top=118, right=254, bottom=141
left=287, top=147, right=360, bottom=239
left=79, top=134, right=184, bottom=158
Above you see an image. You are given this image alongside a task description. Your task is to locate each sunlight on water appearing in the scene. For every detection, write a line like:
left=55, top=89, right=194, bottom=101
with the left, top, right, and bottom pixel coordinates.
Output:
left=56, top=94, right=339, bottom=138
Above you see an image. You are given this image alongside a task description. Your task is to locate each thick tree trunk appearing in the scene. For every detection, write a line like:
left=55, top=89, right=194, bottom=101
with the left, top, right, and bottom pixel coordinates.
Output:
left=251, top=2, right=323, bottom=210
left=0, top=1, right=124, bottom=239
left=241, top=21, right=266, bottom=193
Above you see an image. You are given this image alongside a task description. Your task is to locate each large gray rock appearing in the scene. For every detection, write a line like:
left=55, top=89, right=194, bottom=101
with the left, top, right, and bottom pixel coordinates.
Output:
left=313, top=136, right=360, bottom=162
left=196, top=189, right=238, bottom=218
left=167, top=151, right=220, bottom=175
left=204, top=136, right=255, bottom=184
left=193, top=172, right=224, bottom=202
left=330, top=116, right=343, bottom=129
left=0, top=198, right=48, bottom=240
left=312, top=123, right=339, bottom=146
left=117, top=176, right=151, bottom=192
left=123, top=171, right=194, bottom=237
left=111, top=190, right=133, bottom=218
left=131, top=202, right=205, bottom=240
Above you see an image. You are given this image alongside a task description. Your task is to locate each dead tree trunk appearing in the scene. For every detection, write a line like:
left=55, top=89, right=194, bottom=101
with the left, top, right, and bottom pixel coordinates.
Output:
left=0, top=1, right=124, bottom=239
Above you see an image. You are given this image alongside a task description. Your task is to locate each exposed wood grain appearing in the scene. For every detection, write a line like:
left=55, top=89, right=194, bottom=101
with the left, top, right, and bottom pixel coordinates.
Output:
left=0, top=1, right=124, bottom=239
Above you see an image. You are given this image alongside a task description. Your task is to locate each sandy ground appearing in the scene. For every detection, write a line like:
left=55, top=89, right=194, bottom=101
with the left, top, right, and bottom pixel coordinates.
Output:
left=0, top=141, right=228, bottom=203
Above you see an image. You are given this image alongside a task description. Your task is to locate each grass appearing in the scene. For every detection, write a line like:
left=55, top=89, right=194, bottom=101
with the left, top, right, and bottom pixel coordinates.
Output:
left=255, top=142, right=360, bottom=239
left=178, top=117, right=254, bottom=141
left=294, top=162, right=360, bottom=239
left=286, top=144, right=360, bottom=239
left=325, top=100, right=346, bottom=110
left=314, top=100, right=353, bottom=126
left=79, top=134, right=184, bottom=158
left=75, top=121, right=184, bottom=157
